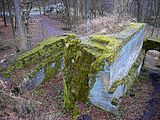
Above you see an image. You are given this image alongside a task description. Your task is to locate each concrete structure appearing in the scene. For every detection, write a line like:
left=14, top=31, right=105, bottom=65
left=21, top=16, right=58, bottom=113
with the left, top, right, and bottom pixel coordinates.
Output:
left=2, top=22, right=160, bottom=114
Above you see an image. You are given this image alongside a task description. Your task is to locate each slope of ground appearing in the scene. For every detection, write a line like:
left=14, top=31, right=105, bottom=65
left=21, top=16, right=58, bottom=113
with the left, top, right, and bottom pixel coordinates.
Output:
left=115, top=50, right=160, bottom=120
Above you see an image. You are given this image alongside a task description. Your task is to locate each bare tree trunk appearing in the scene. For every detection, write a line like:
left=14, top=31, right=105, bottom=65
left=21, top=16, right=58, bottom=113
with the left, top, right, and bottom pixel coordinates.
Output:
left=2, top=0, right=7, bottom=27
left=85, top=0, right=90, bottom=34
left=38, top=0, right=42, bottom=17
left=14, top=0, right=28, bottom=52
left=151, top=1, right=160, bottom=36
left=6, top=0, right=19, bottom=52
left=42, top=6, right=45, bottom=15
left=113, top=0, right=118, bottom=14
left=63, top=0, right=71, bottom=29
left=75, top=0, right=79, bottom=35
left=137, top=1, right=140, bottom=22
left=117, top=0, right=132, bottom=22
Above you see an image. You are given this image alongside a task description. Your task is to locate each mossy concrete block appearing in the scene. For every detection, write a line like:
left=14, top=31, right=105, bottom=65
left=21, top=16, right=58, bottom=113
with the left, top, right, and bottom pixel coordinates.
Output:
left=110, top=26, right=146, bottom=88
left=2, top=34, right=75, bottom=93
left=21, top=68, right=45, bottom=93
left=88, top=23, right=146, bottom=114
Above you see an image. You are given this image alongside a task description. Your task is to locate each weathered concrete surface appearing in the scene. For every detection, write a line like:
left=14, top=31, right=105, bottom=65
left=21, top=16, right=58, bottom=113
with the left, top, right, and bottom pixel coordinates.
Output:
left=89, top=23, right=146, bottom=113
left=21, top=68, right=45, bottom=93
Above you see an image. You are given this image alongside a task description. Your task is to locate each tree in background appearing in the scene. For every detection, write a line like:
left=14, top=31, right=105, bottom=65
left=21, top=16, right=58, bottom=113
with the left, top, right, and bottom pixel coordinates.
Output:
left=6, top=0, right=19, bottom=51
left=14, top=0, right=28, bottom=51
left=1, top=0, right=7, bottom=27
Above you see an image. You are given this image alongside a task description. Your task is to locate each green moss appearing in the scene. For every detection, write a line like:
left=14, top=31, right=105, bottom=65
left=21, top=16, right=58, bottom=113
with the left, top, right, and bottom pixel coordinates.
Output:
left=19, top=37, right=64, bottom=59
left=2, top=72, right=11, bottom=78
left=44, top=60, right=62, bottom=82
left=62, top=33, right=77, bottom=41
left=111, top=97, right=119, bottom=106
left=13, top=36, right=68, bottom=70
left=90, top=38, right=121, bottom=71
left=157, top=62, right=160, bottom=68
left=128, top=22, right=145, bottom=30
left=1, top=34, right=72, bottom=79
left=72, top=103, right=80, bottom=120
left=64, top=80, right=71, bottom=109
left=144, top=37, right=160, bottom=52
left=90, top=35, right=110, bottom=45
left=28, top=52, right=63, bottom=80
left=7, top=66, right=14, bottom=72
left=64, top=39, right=95, bottom=110
left=89, top=23, right=145, bottom=81
left=0, top=66, right=4, bottom=73
left=33, top=87, right=44, bottom=95
left=44, top=66, right=55, bottom=82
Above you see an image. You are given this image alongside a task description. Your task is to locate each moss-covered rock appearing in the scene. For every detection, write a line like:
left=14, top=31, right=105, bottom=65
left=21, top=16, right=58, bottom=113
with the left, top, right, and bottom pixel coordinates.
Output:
left=111, top=97, right=119, bottom=106
left=1, top=34, right=76, bottom=79
left=63, top=38, right=95, bottom=109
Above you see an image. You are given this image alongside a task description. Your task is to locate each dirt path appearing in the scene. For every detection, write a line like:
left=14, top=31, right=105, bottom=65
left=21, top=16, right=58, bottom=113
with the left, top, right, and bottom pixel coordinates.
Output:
left=28, top=15, right=66, bottom=48
left=0, top=15, right=66, bottom=64
left=39, top=16, right=65, bottom=37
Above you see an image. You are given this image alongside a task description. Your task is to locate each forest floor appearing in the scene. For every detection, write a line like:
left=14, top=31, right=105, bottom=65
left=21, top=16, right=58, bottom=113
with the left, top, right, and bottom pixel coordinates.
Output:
left=0, top=15, right=160, bottom=120
left=117, top=50, right=160, bottom=120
